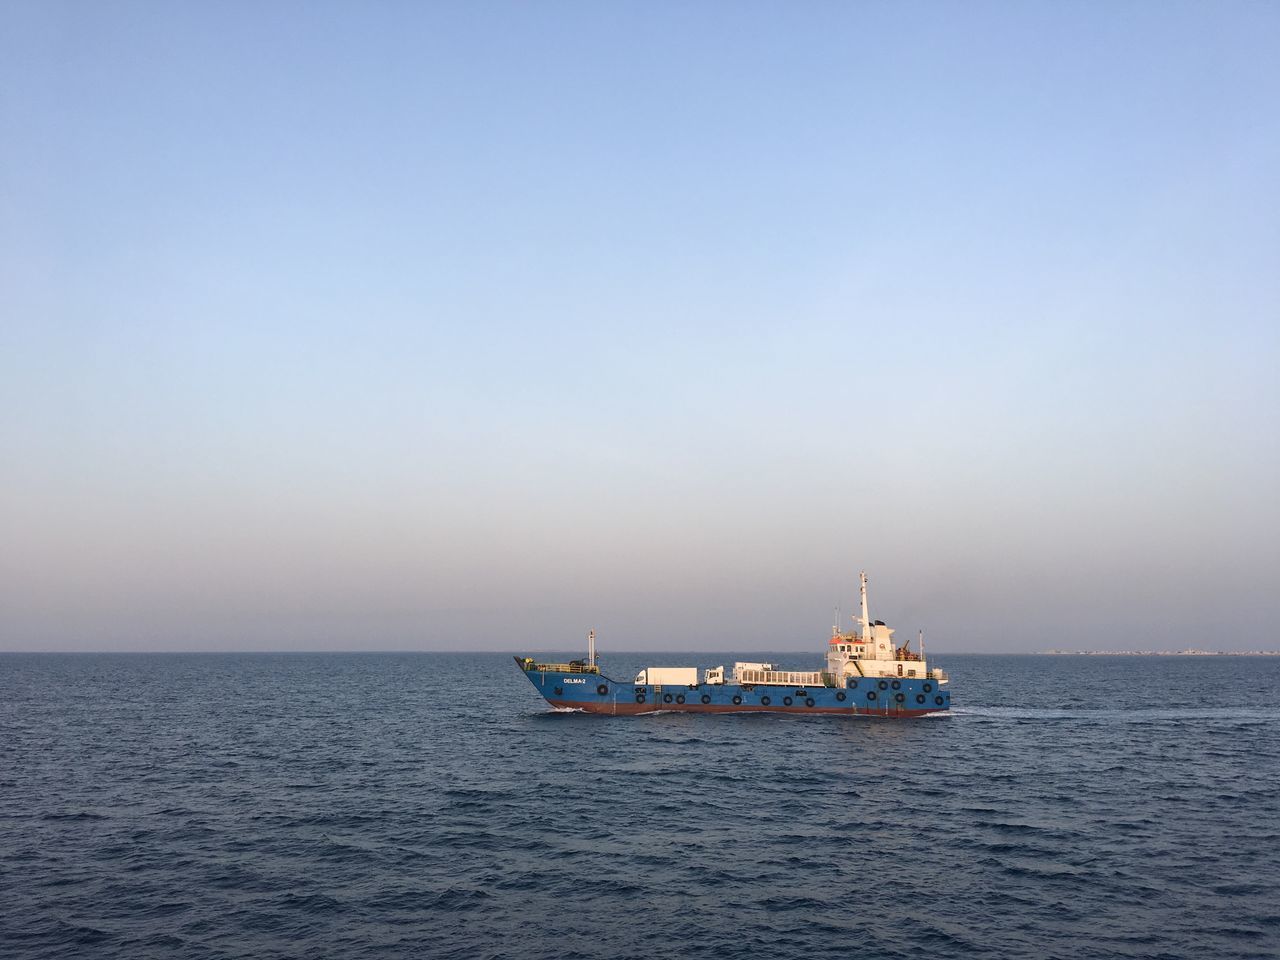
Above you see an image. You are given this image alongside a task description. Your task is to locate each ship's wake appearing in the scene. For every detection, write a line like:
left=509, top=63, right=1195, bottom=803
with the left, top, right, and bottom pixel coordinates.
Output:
left=952, top=706, right=1280, bottom=723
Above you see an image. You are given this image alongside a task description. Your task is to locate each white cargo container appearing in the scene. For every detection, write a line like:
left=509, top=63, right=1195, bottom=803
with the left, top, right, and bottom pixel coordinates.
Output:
left=634, top=667, right=699, bottom=686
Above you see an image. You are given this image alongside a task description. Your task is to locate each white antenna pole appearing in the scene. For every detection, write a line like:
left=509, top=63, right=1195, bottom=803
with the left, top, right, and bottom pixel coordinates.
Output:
left=588, top=629, right=596, bottom=667
left=859, top=571, right=871, bottom=641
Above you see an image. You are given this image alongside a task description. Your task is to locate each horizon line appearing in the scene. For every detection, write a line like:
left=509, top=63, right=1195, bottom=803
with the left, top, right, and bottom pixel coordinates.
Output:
left=3, top=648, right=1278, bottom=656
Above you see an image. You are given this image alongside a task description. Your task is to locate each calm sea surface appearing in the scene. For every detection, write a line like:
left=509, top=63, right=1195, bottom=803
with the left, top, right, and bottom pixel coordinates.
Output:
left=2, top=652, right=1278, bottom=960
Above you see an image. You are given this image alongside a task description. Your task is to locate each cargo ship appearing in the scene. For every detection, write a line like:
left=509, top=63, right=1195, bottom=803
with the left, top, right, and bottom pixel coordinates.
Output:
left=515, top=571, right=950, bottom=717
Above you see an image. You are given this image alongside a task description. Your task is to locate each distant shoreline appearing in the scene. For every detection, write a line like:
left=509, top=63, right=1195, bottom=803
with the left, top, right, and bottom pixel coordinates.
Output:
left=1040, top=650, right=1280, bottom=656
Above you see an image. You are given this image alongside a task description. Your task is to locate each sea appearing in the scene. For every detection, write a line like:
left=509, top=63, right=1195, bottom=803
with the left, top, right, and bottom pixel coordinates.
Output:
left=2, top=652, right=1278, bottom=960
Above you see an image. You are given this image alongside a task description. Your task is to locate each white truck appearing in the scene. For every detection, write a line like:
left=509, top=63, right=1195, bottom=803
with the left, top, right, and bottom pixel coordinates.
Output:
left=633, top=667, right=699, bottom=686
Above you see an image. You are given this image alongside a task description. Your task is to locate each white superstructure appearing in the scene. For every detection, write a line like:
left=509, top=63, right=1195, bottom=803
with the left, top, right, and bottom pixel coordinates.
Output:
left=824, top=571, right=948, bottom=684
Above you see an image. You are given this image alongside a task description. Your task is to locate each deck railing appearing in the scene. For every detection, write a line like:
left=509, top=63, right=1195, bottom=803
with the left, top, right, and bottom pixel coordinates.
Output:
left=735, top=669, right=829, bottom=687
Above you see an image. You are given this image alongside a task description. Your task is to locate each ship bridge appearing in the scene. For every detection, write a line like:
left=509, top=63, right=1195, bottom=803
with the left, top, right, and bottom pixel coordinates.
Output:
left=824, top=572, right=948, bottom=684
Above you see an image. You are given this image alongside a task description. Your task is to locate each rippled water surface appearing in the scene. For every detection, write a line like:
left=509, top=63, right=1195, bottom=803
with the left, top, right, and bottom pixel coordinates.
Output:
left=3, top=652, right=1279, bottom=959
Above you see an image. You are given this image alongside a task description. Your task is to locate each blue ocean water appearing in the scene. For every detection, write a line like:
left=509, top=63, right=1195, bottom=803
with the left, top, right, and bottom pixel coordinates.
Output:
left=2, top=652, right=1278, bottom=960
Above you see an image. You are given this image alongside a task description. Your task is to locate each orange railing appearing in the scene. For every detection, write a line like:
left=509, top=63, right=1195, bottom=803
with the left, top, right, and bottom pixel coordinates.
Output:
left=517, top=658, right=601, bottom=675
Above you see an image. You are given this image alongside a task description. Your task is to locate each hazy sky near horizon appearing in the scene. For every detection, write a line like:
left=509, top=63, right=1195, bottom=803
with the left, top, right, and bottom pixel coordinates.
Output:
left=2, top=2, right=1277, bottom=653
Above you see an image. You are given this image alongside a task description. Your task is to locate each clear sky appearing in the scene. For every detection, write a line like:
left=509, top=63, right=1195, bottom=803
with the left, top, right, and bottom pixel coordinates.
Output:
left=2, top=2, right=1277, bottom=653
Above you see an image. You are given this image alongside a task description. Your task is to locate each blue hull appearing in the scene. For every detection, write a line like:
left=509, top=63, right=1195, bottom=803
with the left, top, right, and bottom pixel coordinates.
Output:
left=516, top=659, right=950, bottom=717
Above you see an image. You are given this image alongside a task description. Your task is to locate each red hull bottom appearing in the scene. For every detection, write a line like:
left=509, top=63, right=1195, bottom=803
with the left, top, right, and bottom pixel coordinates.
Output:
left=545, top=698, right=945, bottom=718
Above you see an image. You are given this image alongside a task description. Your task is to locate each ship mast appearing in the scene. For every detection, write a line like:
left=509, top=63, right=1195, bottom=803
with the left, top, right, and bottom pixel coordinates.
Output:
left=857, top=570, right=871, bottom=642
left=588, top=629, right=596, bottom=668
